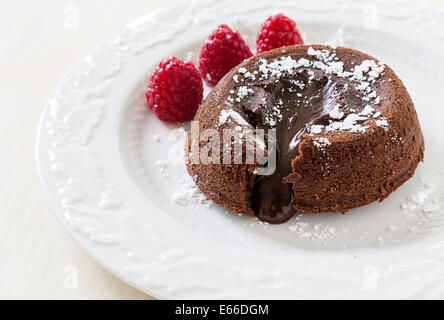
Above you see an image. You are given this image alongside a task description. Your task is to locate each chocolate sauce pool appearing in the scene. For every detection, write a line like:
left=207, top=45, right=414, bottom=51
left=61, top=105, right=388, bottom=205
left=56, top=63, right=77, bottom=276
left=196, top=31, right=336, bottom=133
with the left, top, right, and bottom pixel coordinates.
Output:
left=242, top=69, right=348, bottom=224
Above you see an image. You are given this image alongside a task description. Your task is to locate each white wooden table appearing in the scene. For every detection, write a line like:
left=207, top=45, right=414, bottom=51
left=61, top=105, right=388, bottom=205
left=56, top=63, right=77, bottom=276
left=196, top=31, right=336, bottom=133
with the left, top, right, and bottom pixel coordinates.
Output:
left=0, top=0, right=442, bottom=300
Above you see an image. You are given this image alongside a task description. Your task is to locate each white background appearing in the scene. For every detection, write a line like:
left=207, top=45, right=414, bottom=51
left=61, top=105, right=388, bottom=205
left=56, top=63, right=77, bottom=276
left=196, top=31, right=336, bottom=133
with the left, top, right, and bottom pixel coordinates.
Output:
left=0, top=0, right=442, bottom=300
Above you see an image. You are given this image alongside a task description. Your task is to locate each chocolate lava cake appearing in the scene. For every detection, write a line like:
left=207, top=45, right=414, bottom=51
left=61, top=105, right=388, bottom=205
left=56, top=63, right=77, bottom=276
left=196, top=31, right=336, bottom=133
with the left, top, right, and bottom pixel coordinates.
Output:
left=186, top=45, right=424, bottom=224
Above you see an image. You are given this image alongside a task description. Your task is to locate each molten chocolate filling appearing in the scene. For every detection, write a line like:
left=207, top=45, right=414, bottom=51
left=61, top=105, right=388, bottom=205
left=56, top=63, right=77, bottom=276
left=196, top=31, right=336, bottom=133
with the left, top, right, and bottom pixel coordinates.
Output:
left=241, top=69, right=352, bottom=224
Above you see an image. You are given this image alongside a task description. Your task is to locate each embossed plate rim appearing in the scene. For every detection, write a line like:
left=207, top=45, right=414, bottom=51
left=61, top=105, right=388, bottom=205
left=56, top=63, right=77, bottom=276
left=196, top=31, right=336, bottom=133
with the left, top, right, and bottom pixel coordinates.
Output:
left=37, top=0, right=444, bottom=299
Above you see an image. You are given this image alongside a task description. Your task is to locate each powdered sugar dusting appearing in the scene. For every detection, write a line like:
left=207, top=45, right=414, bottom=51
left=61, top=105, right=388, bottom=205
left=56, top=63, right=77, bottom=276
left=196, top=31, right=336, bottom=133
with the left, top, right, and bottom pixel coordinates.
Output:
left=402, top=178, right=441, bottom=218
left=314, top=113, right=368, bottom=134
left=236, top=86, right=254, bottom=101
left=314, top=137, right=331, bottom=149
left=329, top=104, right=344, bottom=120
left=228, top=46, right=388, bottom=137
left=154, top=160, right=168, bottom=178
left=149, top=128, right=211, bottom=207
left=173, top=175, right=210, bottom=206
left=219, top=109, right=251, bottom=127
left=288, top=221, right=337, bottom=240
left=376, top=119, right=389, bottom=130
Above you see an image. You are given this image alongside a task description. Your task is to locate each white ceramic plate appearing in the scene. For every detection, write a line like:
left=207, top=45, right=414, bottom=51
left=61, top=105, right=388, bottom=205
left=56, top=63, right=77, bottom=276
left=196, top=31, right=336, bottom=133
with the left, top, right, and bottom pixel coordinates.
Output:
left=37, top=0, right=444, bottom=299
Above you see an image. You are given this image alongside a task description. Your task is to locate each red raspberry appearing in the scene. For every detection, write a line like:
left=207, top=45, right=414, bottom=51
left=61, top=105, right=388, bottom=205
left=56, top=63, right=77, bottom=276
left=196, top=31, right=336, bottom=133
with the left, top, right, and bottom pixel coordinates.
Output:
left=199, top=25, right=253, bottom=86
left=146, top=57, right=203, bottom=123
left=256, top=14, right=304, bottom=54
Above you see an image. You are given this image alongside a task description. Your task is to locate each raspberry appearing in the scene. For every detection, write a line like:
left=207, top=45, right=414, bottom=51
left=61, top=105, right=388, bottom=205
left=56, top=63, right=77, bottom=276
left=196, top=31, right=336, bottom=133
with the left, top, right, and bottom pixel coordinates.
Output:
left=256, top=14, right=304, bottom=54
left=146, top=57, right=203, bottom=123
left=199, top=24, right=253, bottom=86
